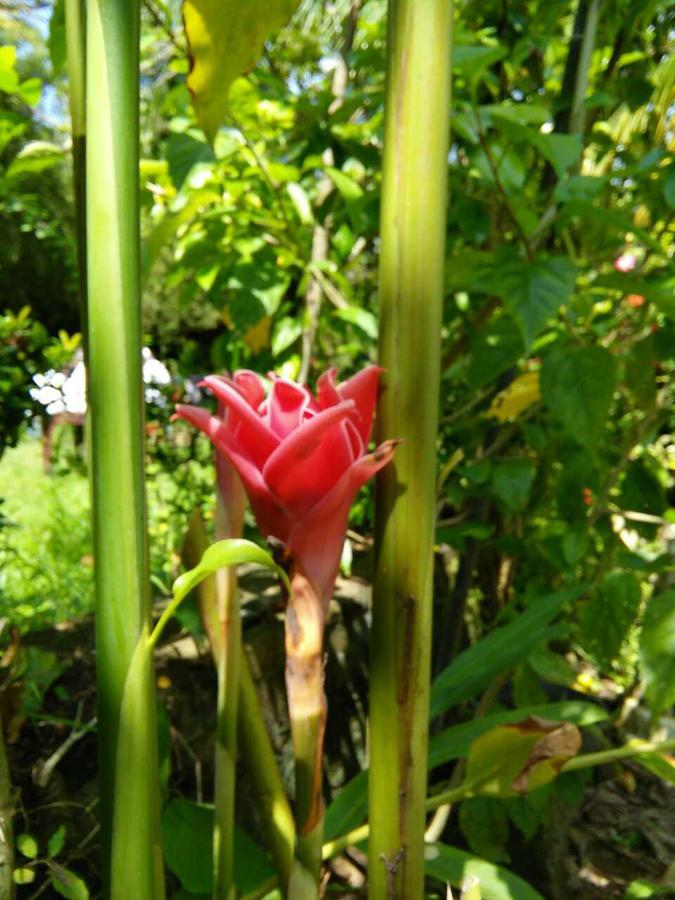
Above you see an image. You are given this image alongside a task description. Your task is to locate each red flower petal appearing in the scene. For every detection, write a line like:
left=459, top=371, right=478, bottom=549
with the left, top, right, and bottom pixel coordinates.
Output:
left=288, top=439, right=398, bottom=604
left=317, top=368, right=340, bottom=409
left=262, top=400, right=356, bottom=517
left=265, top=378, right=314, bottom=438
left=175, top=404, right=291, bottom=541
left=337, top=365, right=382, bottom=445
left=233, top=370, right=266, bottom=409
left=200, top=375, right=278, bottom=469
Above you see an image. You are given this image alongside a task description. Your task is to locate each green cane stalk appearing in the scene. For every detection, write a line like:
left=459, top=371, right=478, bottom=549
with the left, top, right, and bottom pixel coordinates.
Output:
left=85, top=1, right=162, bottom=895
left=64, top=0, right=87, bottom=343
left=369, top=1, right=453, bottom=897
left=182, top=512, right=297, bottom=896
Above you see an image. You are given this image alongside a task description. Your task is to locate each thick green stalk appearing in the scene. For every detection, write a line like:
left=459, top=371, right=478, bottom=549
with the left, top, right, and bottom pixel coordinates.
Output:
left=64, top=0, right=87, bottom=344
left=182, top=513, right=296, bottom=895
left=85, top=1, right=162, bottom=896
left=369, top=1, right=453, bottom=897
left=0, top=722, right=13, bottom=900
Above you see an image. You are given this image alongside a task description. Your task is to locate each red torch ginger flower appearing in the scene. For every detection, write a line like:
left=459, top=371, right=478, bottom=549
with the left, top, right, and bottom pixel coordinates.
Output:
left=175, top=366, right=396, bottom=606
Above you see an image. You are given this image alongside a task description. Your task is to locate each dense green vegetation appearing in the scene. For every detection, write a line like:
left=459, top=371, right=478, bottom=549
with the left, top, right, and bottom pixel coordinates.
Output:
left=0, top=0, right=673, bottom=898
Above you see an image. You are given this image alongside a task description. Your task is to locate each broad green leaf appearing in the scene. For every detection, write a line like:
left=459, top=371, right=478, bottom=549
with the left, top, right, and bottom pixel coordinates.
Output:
left=6, top=141, right=64, bottom=180
left=540, top=346, right=617, bottom=447
left=579, top=572, right=641, bottom=672
left=271, top=316, right=302, bottom=357
left=17, top=78, right=42, bottom=106
left=49, top=864, right=89, bottom=900
left=533, top=132, right=582, bottom=177
left=334, top=306, right=378, bottom=339
left=468, top=315, right=524, bottom=389
left=635, top=751, right=675, bottom=788
left=0, top=46, right=19, bottom=94
left=17, top=834, right=38, bottom=859
left=459, top=797, right=510, bottom=863
left=487, top=373, right=540, bottom=422
left=639, top=588, right=675, bottom=719
left=162, top=798, right=275, bottom=894
left=452, top=44, right=507, bottom=78
left=165, top=131, right=214, bottom=189
left=424, top=843, right=544, bottom=899
left=481, top=103, right=550, bottom=126
left=500, top=257, right=576, bottom=347
left=183, top=0, right=301, bottom=142
left=491, top=458, right=536, bottom=511
left=463, top=717, right=581, bottom=797
left=430, top=586, right=585, bottom=720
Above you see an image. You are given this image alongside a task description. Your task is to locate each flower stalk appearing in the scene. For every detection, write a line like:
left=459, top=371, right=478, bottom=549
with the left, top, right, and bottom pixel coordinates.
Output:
left=369, top=1, right=453, bottom=897
left=85, top=0, right=162, bottom=895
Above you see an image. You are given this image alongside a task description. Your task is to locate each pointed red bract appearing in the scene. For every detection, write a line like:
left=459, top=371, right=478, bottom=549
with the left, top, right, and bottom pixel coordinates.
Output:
left=175, top=366, right=395, bottom=605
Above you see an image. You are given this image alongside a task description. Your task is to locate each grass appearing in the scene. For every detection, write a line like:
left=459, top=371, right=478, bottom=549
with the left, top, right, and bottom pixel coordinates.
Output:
left=0, top=437, right=94, bottom=628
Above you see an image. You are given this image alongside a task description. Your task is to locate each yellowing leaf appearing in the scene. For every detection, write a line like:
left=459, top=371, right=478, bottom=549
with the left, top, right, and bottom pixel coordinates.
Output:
left=183, top=0, right=301, bottom=142
left=487, top=371, right=540, bottom=422
left=243, top=315, right=271, bottom=352
left=464, top=717, right=581, bottom=797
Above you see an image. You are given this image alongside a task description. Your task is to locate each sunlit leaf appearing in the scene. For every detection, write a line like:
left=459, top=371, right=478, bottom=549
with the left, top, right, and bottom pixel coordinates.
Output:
left=183, top=0, right=301, bottom=142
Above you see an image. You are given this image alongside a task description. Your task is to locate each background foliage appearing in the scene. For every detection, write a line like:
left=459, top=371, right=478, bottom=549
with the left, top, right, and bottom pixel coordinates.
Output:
left=0, top=0, right=673, bottom=897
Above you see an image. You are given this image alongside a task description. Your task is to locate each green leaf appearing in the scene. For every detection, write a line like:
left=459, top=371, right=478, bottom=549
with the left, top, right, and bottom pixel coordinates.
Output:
left=171, top=539, right=290, bottom=610
left=333, top=306, right=378, bottom=339
left=424, top=843, right=545, bottom=899
left=491, top=458, right=536, bottom=511
left=459, top=797, right=510, bottom=863
left=324, top=770, right=368, bottom=841
left=162, top=798, right=275, bottom=894
left=579, top=572, right=641, bottom=671
left=540, top=346, right=617, bottom=447
left=47, top=825, right=66, bottom=858
left=48, top=0, right=66, bottom=75
left=468, top=315, right=524, bottom=389
left=13, top=868, right=36, bottom=885
left=49, top=864, right=89, bottom=900
left=639, top=588, right=675, bottom=719
left=6, top=141, right=64, bottom=180
left=501, top=257, right=576, bottom=347
left=287, top=182, right=313, bottom=224
left=452, top=44, right=507, bottom=78
left=166, top=131, right=214, bottom=189
left=325, top=166, right=364, bottom=203
left=183, top=0, right=301, bottom=142
left=271, top=316, right=302, bottom=357
left=533, top=132, right=582, bottom=177
left=430, top=585, right=585, bottom=719
left=17, top=834, right=38, bottom=859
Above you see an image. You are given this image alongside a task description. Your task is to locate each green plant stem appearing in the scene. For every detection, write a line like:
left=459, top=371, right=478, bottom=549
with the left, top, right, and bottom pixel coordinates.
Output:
left=369, top=1, right=453, bottom=897
left=569, top=0, right=602, bottom=136
left=182, top=512, right=296, bottom=896
left=561, top=737, right=675, bottom=772
left=285, top=569, right=327, bottom=895
left=212, top=494, right=242, bottom=900
left=0, top=721, right=13, bottom=900
left=85, top=1, right=162, bottom=896
left=323, top=737, right=675, bottom=862
left=64, top=0, right=87, bottom=349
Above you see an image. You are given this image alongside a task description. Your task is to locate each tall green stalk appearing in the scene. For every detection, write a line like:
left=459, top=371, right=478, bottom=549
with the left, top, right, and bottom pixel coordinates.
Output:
left=85, top=1, right=162, bottom=896
left=65, top=0, right=87, bottom=343
left=369, top=2, right=453, bottom=897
